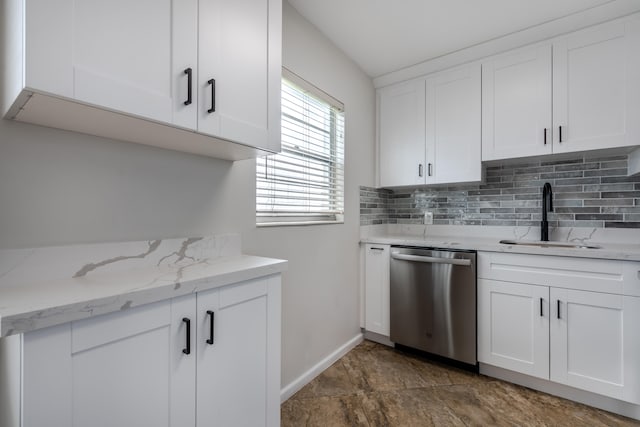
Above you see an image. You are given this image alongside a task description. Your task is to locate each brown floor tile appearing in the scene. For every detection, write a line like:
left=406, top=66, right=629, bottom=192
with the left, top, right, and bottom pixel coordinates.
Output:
left=292, top=360, right=358, bottom=400
left=360, top=388, right=465, bottom=427
left=282, top=340, right=640, bottom=427
left=281, top=395, right=370, bottom=427
left=341, top=344, right=429, bottom=392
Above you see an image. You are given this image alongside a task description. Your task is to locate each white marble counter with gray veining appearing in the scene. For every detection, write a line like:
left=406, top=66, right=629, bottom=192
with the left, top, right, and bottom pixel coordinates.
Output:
left=0, top=234, right=287, bottom=337
left=360, top=224, right=640, bottom=262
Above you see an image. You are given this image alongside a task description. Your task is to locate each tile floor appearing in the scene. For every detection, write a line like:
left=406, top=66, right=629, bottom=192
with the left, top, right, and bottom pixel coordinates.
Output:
left=281, top=340, right=640, bottom=426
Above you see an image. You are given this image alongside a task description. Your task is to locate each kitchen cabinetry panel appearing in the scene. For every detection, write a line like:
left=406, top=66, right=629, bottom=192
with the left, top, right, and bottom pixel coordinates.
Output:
left=477, top=251, right=625, bottom=294
left=377, top=63, right=481, bottom=187
left=478, top=279, right=549, bottom=379
left=550, top=288, right=640, bottom=403
left=3, top=0, right=281, bottom=160
left=482, top=45, right=552, bottom=160
left=478, top=252, right=640, bottom=405
left=22, top=324, right=72, bottom=427
left=24, top=0, right=73, bottom=98
left=28, top=0, right=192, bottom=125
left=198, top=0, right=271, bottom=149
left=377, top=80, right=426, bottom=187
left=426, top=64, right=481, bottom=184
left=19, top=275, right=281, bottom=426
left=364, top=244, right=391, bottom=337
left=197, top=277, right=275, bottom=427
left=553, top=19, right=640, bottom=152
left=23, top=296, right=195, bottom=427
left=481, top=16, right=640, bottom=162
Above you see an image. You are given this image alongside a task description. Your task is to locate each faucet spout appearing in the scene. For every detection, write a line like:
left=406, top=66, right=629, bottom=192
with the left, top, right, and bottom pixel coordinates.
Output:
left=541, top=182, right=553, bottom=241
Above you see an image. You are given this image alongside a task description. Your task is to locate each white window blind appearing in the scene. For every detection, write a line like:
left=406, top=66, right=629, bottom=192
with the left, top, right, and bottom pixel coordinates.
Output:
left=256, top=71, right=345, bottom=225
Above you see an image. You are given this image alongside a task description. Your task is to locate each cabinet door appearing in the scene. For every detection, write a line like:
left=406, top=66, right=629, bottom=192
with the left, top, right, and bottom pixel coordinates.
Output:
left=378, top=79, right=426, bottom=187
left=426, top=64, right=481, bottom=184
left=550, top=289, right=640, bottom=403
left=198, top=0, right=277, bottom=150
left=197, top=276, right=280, bottom=427
left=478, top=279, right=549, bottom=379
left=22, top=297, right=196, bottom=427
left=553, top=19, right=640, bottom=153
left=482, top=45, right=552, bottom=160
left=364, top=244, right=391, bottom=336
left=25, top=0, right=198, bottom=127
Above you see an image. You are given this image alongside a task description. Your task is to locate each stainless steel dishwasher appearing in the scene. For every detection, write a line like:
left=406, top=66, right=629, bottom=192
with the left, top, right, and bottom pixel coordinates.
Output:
left=390, top=246, right=477, bottom=366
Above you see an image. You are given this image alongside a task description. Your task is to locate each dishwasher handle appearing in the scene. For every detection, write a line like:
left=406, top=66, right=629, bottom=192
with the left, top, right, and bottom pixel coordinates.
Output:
left=390, top=251, right=472, bottom=266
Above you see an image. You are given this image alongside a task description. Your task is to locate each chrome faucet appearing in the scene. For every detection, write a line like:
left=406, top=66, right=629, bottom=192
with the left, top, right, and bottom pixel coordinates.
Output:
left=541, top=182, right=553, bottom=241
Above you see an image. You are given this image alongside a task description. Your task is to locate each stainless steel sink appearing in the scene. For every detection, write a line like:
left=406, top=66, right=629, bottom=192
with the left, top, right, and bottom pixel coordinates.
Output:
left=499, top=239, right=602, bottom=249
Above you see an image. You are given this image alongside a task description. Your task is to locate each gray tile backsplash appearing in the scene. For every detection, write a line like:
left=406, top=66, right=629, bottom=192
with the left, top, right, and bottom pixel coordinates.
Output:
left=360, top=155, right=640, bottom=228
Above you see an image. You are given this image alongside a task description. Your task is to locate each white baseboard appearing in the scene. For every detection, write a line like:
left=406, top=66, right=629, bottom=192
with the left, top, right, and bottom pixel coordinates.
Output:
left=280, top=333, right=364, bottom=403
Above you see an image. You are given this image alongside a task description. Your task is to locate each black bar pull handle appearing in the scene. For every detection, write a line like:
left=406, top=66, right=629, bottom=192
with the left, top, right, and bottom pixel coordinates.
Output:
left=182, top=317, right=191, bottom=355
left=183, top=68, right=192, bottom=106
left=559, top=126, right=563, bottom=143
left=418, top=164, right=423, bottom=177
left=543, top=128, right=547, bottom=145
left=557, top=300, right=561, bottom=319
left=428, top=163, right=433, bottom=177
left=207, top=78, right=216, bottom=113
left=206, top=310, right=215, bottom=345
left=540, top=298, right=543, bottom=317
left=370, top=247, right=385, bottom=251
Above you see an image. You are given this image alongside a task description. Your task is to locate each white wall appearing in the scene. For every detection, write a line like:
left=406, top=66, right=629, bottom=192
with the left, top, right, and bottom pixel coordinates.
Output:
left=0, top=0, right=375, bottom=390
left=244, top=1, right=376, bottom=388
left=0, top=119, right=254, bottom=249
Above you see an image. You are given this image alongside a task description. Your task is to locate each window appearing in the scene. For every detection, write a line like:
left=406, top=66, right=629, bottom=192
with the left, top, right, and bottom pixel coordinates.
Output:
left=256, top=70, right=345, bottom=225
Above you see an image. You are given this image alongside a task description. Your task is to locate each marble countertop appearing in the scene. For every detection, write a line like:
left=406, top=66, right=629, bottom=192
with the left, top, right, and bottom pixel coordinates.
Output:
left=360, top=225, right=640, bottom=262
left=0, top=235, right=287, bottom=337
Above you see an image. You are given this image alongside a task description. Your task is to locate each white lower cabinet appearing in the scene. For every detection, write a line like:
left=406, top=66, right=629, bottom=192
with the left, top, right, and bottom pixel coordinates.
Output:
left=478, top=252, right=640, bottom=404
left=478, top=279, right=549, bottom=380
left=364, top=244, right=390, bottom=337
left=550, top=288, right=640, bottom=403
left=21, top=275, right=281, bottom=427
left=196, top=277, right=278, bottom=427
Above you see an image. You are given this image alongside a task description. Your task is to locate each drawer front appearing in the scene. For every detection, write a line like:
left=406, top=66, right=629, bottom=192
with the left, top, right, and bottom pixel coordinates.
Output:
left=71, top=299, right=171, bottom=354
left=219, top=277, right=268, bottom=309
left=478, top=252, right=625, bottom=294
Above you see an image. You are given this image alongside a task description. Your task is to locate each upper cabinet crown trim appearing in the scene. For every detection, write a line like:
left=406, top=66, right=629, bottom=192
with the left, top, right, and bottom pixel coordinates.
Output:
left=374, top=6, right=640, bottom=89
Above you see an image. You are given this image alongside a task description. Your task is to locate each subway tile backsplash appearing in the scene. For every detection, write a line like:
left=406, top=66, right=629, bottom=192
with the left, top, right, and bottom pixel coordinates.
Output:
left=360, top=155, right=640, bottom=228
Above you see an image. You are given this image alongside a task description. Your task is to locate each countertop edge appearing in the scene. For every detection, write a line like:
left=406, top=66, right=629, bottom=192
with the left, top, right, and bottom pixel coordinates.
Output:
left=360, top=236, right=640, bottom=262
left=0, top=256, right=288, bottom=338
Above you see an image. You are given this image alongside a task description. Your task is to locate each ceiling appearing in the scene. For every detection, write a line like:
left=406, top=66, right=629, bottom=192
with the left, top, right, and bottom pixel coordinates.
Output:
left=287, top=0, right=635, bottom=78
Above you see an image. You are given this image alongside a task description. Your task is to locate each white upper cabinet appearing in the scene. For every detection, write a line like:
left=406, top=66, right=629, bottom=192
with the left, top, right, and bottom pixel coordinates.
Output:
left=2, top=0, right=281, bottom=160
left=377, top=79, right=426, bottom=187
left=553, top=19, right=640, bottom=153
left=24, top=0, right=197, bottom=128
left=198, top=0, right=274, bottom=150
left=482, top=45, right=552, bottom=161
left=426, top=64, right=481, bottom=184
left=483, top=17, right=640, bottom=161
left=377, top=64, right=481, bottom=188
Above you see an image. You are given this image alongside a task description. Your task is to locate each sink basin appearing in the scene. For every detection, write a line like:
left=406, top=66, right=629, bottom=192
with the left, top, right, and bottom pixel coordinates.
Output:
left=499, top=239, right=602, bottom=249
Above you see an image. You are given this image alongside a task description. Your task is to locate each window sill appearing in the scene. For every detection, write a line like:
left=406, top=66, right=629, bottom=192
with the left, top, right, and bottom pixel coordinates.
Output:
left=256, top=220, right=344, bottom=228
